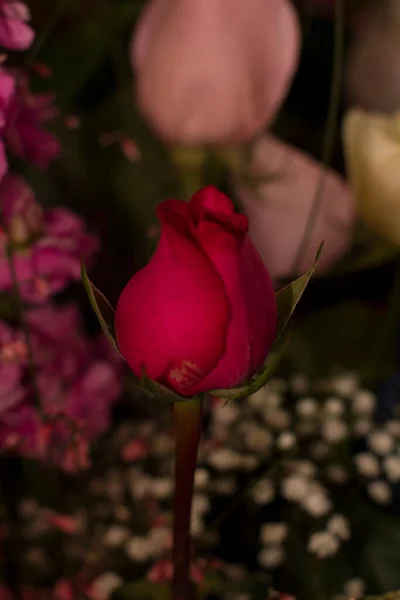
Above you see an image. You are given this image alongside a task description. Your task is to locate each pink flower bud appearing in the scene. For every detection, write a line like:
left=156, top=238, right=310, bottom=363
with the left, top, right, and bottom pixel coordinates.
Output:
left=131, top=0, right=300, bottom=145
left=235, top=136, right=355, bottom=279
left=115, top=186, right=277, bottom=396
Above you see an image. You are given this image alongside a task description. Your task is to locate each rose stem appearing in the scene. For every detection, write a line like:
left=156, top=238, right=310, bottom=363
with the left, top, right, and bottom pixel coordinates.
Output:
left=172, top=395, right=204, bottom=600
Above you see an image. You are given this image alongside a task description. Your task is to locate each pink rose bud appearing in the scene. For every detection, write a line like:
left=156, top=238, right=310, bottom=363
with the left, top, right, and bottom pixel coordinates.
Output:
left=131, top=0, right=300, bottom=146
left=235, top=136, right=355, bottom=279
left=115, top=186, right=277, bottom=396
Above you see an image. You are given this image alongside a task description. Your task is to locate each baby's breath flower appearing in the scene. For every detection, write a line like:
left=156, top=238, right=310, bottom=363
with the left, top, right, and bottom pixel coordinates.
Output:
left=103, top=525, right=129, bottom=548
left=296, top=397, right=318, bottom=418
left=208, top=448, right=241, bottom=470
left=195, top=468, right=210, bottom=489
left=383, top=455, right=400, bottom=483
left=281, top=475, right=308, bottom=502
left=327, top=515, right=350, bottom=540
left=214, top=477, right=237, bottom=495
left=19, top=498, right=39, bottom=519
left=243, top=425, right=273, bottom=453
left=308, top=531, right=339, bottom=558
left=325, top=465, right=349, bottom=485
left=368, top=430, right=394, bottom=455
left=368, top=480, right=392, bottom=505
left=385, top=420, right=400, bottom=437
left=344, top=578, right=365, bottom=598
left=332, top=373, right=358, bottom=396
left=262, top=408, right=290, bottom=430
left=114, top=505, right=130, bottom=522
left=290, top=374, right=309, bottom=394
left=277, top=431, right=296, bottom=451
left=324, top=398, right=344, bottom=416
left=192, top=494, right=210, bottom=515
left=237, top=454, right=259, bottom=471
left=252, top=479, right=275, bottom=505
left=353, top=390, right=376, bottom=414
left=150, top=478, right=173, bottom=499
left=260, top=522, right=288, bottom=544
left=247, top=386, right=269, bottom=408
left=353, top=418, right=373, bottom=436
left=292, top=460, right=317, bottom=478
left=354, top=452, right=380, bottom=478
left=125, top=536, right=152, bottom=561
left=322, top=419, right=348, bottom=443
left=148, top=526, right=172, bottom=555
left=258, top=545, right=285, bottom=568
left=267, top=378, right=288, bottom=394
left=191, top=514, right=204, bottom=536
left=310, top=441, right=330, bottom=460
left=302, top=490, right=331, bottom=517
left=90, top=572, right=123, bottom=599
left=214, top=402, right=240, bottom=425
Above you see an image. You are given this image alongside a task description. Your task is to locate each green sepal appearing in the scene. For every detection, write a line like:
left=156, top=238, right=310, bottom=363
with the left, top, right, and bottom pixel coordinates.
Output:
left=140, top=366, right=202, bottom=404
left=81, top=260, right=122, bottom=357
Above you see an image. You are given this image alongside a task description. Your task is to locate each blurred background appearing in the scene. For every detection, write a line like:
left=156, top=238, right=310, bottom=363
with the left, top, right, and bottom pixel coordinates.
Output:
left=3, top=0, right=400, bottom=598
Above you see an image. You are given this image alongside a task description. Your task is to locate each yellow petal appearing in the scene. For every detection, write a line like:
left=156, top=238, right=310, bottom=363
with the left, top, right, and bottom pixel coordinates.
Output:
left=343, top=108, right=400, bottom=245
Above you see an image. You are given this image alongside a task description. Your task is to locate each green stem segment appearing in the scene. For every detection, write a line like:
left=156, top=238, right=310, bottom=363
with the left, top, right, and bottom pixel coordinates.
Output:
left=172, top=396, right=204, bottom=600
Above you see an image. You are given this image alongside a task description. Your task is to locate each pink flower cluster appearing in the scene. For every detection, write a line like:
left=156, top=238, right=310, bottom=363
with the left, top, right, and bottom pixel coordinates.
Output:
left=0, top=3, right=122, bottom=468
left=0, top=174, right=99, bottom=302
left=0, top=303, right=123, bottom=469
left=0, top=0, right=34, bottom=51
left=0, top=69, right=60, bottom=180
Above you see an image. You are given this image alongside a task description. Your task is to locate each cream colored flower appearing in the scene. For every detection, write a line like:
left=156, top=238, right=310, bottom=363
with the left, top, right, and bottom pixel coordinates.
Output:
left=344, top=578, right=365, bottom=599
left=260, top=522, right=288, bottom=544
left=343, top=108, right=400, bottom=245
left=327, top=514, right=350, bottom=540
left=252, top=479, right=275, bottom=504
left=368, top=430, right=394, bottom=455
left=383, top=455, right=400, bottom=482
left=354, top=452, right=381, bottom=478
left=308, top=531, right=339, bottom=559
left=368, top=480, right=392, bottom=505
left=258, top=545, right=285, bottom=568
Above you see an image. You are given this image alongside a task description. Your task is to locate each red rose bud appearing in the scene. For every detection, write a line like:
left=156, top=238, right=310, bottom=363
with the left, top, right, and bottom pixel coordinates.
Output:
left=115, top=186, right=277, bottom=397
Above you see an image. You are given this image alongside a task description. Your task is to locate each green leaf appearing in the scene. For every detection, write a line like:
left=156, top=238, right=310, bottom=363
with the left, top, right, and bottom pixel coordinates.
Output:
left=81, top=260, right=122, bottom=357
left=111, top=582, right=169, bottom=600
left=275, top=242, right=323, bottom=342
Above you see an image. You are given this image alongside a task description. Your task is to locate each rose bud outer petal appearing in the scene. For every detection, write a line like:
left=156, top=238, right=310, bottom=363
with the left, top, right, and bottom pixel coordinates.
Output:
left=115, top=199, right=230, bottom=395
left=185, top=186, right=276, bottom=394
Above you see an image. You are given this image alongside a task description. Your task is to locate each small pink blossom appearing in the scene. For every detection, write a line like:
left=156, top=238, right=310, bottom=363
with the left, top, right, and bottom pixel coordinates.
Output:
left=0, top=584, right=14, bottom=600
left=0, top=321, right=26, bottom=415
left=0, top=174, right=99, bottom=302
left=0, top=304, right=123, bottom=466
left=0, top=67, right=15, bottom=178
left=0, top=1, right=35, bottom=51
left=146, top=559, right=206, bottom=585
left=3, top=72, right=60, bottom=167
left=45, top=512, right=81, bottom=534
left=121, top=439, right=148, bottom=462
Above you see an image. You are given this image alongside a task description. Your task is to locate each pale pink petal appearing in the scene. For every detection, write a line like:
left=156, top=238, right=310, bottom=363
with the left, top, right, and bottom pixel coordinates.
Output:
left=132, top=0, right=300, bottom=145
left=235, top=135, right=356, bottom=279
